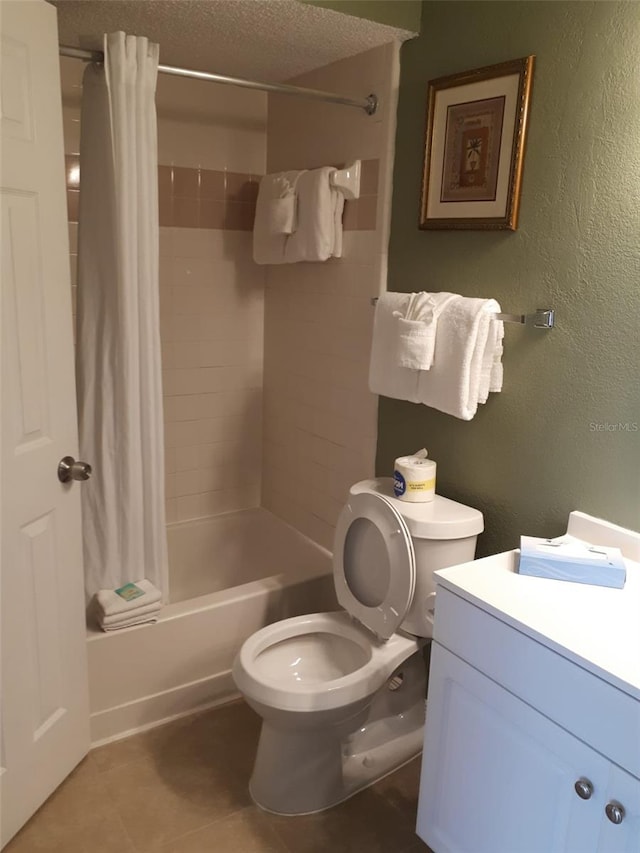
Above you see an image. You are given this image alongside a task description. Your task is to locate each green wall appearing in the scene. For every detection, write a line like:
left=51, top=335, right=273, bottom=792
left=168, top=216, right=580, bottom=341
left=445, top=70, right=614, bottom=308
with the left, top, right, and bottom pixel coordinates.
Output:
left=379, top=1, right=640, bottom=556
left=302, top=0, right=421, bottom=32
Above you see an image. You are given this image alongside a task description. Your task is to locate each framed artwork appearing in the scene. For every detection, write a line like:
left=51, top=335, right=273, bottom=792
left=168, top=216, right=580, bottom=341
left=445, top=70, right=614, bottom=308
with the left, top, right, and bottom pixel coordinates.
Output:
left=420, top=56, right=535, bottom=231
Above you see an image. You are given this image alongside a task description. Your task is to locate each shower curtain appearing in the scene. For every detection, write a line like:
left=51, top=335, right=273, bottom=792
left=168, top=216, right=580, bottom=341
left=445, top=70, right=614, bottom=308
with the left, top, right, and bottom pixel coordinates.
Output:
left=76, top=32, right=168, bottom=601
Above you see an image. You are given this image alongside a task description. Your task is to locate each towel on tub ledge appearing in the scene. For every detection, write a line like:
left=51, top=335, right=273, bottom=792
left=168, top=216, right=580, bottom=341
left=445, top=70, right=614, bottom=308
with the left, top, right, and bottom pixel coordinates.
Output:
left=95, top=578, right=162, bottom=631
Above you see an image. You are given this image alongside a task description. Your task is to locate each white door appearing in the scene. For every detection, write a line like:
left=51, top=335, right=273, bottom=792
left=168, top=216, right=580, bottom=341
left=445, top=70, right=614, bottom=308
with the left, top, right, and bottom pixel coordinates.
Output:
left=417, top=644, right=610, bottom=853
left=0, top=0, right=90, bottom=846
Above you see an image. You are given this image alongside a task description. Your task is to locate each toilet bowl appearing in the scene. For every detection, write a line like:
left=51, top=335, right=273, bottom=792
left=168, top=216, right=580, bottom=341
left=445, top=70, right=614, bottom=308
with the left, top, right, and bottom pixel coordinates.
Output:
left=233, top=477, right=483, bottom=815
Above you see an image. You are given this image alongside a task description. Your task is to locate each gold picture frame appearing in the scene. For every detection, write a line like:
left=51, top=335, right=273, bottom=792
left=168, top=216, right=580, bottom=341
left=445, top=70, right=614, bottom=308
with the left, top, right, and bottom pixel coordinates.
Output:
left=420, top=56, right=535, bottom=231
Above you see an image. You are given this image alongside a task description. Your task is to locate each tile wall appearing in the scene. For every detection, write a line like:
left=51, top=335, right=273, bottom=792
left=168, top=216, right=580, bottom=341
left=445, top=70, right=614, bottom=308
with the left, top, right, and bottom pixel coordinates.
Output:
left=60, top=57, right=267, bottom=525
left=262, top=42, right=401, bottom=550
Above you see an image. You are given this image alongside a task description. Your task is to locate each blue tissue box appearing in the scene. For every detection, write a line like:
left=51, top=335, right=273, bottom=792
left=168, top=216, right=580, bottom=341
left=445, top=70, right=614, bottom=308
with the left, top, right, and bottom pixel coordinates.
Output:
left=518, top=535, right=626, bottom=589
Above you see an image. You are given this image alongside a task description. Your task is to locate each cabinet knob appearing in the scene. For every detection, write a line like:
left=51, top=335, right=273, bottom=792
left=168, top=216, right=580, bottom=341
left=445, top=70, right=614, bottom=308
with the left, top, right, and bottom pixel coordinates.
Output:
left=605, top=801, right=625, bottom=824
left=574, top=778, right=594, bottom=800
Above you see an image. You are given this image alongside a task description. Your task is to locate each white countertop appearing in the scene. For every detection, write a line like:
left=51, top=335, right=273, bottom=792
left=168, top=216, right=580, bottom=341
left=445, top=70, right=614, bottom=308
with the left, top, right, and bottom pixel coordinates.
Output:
left=435, top=548, right=640, bottom=701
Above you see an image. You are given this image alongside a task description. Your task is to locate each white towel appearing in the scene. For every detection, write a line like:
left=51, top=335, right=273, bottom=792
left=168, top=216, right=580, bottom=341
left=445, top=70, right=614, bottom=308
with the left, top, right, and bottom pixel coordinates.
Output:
left=284, top=167, right=342, bottom=263
left=269, top=197, right=296, bottom=235
left=416, top=297, right=504, bottom=420
left=96, top=578, right=162, bottom=618
left=101, top=616, right=159, bottom=632
left=253, top=170, right=306, bottom=264
left=479, top=314, right=504, bottom=404
left=332, top=191, right=345, bottom=259
left=394, top=292, right=457, bottom=370
left=369, top=293, right=421, bottom=403
left=100, top=601, right=162, bottom=627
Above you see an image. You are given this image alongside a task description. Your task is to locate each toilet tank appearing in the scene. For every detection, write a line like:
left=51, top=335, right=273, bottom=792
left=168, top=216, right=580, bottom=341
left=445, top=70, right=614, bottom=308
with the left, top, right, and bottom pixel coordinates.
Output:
left=350, top=479, right=484, bottom=638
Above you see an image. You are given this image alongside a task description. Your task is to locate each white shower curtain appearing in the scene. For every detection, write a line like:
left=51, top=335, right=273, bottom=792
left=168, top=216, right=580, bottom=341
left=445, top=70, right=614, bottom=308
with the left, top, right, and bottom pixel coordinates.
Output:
left=77, top=32, right=168, bottom=601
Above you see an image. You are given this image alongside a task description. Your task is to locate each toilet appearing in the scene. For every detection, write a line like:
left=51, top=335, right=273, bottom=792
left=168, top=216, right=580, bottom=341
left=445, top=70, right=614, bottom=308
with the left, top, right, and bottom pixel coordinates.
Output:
left=232, top=477, right=483, bottom=815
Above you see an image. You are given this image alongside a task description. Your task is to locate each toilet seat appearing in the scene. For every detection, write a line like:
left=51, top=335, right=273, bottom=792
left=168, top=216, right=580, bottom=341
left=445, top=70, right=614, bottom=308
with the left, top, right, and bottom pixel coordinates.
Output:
left=232, top=611, right=420, bottom=713
left=333, top=492, right=416, bottom=640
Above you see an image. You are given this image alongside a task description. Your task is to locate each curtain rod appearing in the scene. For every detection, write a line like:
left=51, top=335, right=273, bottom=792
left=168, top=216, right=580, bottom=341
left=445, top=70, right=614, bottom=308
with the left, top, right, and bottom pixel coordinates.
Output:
left=59, top=45, right=378, bottom=115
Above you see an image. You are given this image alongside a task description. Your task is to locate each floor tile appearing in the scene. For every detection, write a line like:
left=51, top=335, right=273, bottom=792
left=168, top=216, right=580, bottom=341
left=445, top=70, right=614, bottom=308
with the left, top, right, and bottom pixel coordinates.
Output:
left=371, top=756, right=423, bottom=821
left=92, top=726, right=162, bottom=774
left=101, top=754, right=248, bottom=851
left=8, top=699, right=426, bottom=853
left=158, top=807, right=289, bottom=853
left=265, top=785, right=419, bottom=853
left=5, top=756, right=135, bottom=853
left=99, top=703, right=259, bottom=851
left=400, top=841, right=434, bottom=853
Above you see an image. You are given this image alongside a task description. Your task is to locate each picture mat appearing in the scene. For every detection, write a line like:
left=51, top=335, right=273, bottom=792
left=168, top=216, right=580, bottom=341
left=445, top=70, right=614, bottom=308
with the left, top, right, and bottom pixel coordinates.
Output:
left=426, top=72, right=520, bottom=220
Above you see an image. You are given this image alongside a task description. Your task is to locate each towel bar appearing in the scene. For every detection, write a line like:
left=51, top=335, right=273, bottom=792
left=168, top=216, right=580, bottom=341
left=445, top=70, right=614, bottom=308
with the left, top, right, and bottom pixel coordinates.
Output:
left=369, top=298, right=555, bottom=330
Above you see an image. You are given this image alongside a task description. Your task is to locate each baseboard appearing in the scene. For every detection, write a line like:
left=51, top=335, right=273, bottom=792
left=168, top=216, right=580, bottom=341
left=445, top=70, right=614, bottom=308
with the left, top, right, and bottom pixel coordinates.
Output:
left=90, top=669, right=240, bottom=746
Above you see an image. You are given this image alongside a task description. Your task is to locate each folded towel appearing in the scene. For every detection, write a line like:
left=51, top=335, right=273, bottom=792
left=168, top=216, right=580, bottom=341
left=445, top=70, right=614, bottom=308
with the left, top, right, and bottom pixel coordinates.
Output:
left=416, top=297, right=504, bottom=420
left=101, top=616, right=159, bottom=632
left=284, top=167, right=342, bottom=263
left=96, top=579, right=162, bottom=618
left=253, top=170, right=306, bottom=263
left=100, top=601, right=162, bottom=627
left=479, top=314, right=504, bottom=404
left=369, top=293, right=421, bottom=403
left=269, top=196, right=297, bottom=235
left=332, top=190, right=345, bottom=259
left=394, top=292, right=457, bottom=370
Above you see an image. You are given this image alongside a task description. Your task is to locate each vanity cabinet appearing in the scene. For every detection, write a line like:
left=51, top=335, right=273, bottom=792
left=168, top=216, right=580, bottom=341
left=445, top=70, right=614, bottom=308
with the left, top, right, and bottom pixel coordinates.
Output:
left=416, top=545, right=640, bottom=853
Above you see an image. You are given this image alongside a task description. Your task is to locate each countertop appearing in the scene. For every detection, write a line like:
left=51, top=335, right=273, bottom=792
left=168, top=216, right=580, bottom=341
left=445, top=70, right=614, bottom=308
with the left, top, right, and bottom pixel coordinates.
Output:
left=435, top=547, right=640, bottom=701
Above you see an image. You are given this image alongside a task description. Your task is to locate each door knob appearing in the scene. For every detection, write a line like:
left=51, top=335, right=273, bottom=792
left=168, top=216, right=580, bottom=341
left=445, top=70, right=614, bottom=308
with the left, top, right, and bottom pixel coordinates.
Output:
left=574, top=778, right=594, bottom=800
left=58, top=456, right=92, bottom=483
left=605, top=801, right=625, bottom=824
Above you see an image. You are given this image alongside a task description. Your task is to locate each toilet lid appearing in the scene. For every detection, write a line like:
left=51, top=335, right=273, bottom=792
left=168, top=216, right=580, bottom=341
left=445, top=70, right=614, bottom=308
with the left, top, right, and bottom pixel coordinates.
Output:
left=333, top=492, right=415, bottom=640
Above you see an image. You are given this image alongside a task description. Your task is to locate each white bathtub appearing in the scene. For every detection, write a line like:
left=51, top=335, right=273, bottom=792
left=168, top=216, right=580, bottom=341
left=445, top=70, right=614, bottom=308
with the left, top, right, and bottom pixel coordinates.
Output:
left=87, top=508, right=336, bottom=744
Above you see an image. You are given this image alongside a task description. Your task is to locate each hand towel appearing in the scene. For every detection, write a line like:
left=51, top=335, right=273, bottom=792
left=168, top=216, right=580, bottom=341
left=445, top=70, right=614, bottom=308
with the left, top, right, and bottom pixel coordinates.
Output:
left=284, top=167, right=342, bottom=263
left=100, top=601, right=162, bottom=627
left=416, top=297, right=504, bottom=420
left=96, top=578, right=162, bottom=618
left=369, top=293, right=421, bottom=403
left=269, top=197, right=296, bottom=235
left=394, top=291, right=458, bottom=370
left=268, top=173, right=298, bottom=234
left=253, top=170, right=306, bottom=264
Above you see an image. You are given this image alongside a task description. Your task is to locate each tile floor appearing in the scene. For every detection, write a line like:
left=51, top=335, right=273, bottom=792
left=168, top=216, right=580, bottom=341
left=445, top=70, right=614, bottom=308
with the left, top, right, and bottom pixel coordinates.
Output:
left=7, top=699, right=432, bottom=853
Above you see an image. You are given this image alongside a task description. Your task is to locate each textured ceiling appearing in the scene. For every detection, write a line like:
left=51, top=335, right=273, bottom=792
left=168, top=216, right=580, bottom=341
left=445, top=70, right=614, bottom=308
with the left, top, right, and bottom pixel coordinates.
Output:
left=50, top=0, right=414, bottom=83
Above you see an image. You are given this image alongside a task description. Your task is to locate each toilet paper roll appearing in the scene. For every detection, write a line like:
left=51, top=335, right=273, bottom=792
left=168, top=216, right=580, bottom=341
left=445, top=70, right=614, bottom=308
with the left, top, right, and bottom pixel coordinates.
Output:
left=393, top=455, right=437, bottom=502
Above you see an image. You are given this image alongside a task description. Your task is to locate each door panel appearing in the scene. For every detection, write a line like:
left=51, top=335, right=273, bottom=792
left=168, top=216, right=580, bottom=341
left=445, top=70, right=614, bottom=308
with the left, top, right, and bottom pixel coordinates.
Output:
left=1, top=1, right=90, bottom=846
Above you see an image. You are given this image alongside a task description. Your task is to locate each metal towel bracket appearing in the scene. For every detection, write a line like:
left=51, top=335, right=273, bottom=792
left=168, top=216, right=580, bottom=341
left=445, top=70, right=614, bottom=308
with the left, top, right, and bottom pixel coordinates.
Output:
left=331, top=161, right=361, bottom=200
left=494, top=308, right=555, bottom=329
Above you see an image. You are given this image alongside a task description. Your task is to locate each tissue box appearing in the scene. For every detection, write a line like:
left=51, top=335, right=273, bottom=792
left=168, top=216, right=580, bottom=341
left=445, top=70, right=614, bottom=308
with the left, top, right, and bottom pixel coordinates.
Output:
left=518, top=535, right=626, bottom=589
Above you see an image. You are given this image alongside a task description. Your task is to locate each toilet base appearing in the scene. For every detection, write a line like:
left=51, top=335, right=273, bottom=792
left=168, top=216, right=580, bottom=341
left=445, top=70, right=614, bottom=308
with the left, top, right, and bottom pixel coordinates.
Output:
left=249, top=695, right=426, bottom=816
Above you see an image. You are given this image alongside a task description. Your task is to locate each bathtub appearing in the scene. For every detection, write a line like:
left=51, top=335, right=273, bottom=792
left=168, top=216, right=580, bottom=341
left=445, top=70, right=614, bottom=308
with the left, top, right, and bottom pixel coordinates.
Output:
left=87, top=508, right=336, bottom=744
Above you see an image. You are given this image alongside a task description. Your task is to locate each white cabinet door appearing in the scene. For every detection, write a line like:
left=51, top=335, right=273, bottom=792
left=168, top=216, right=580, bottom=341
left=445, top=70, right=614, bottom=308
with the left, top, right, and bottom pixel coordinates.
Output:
left=417, top=643, right=610, bottom=853
left=597, top=764, right=640, bottom=853
left=0, top=0, right=90, bottom=846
